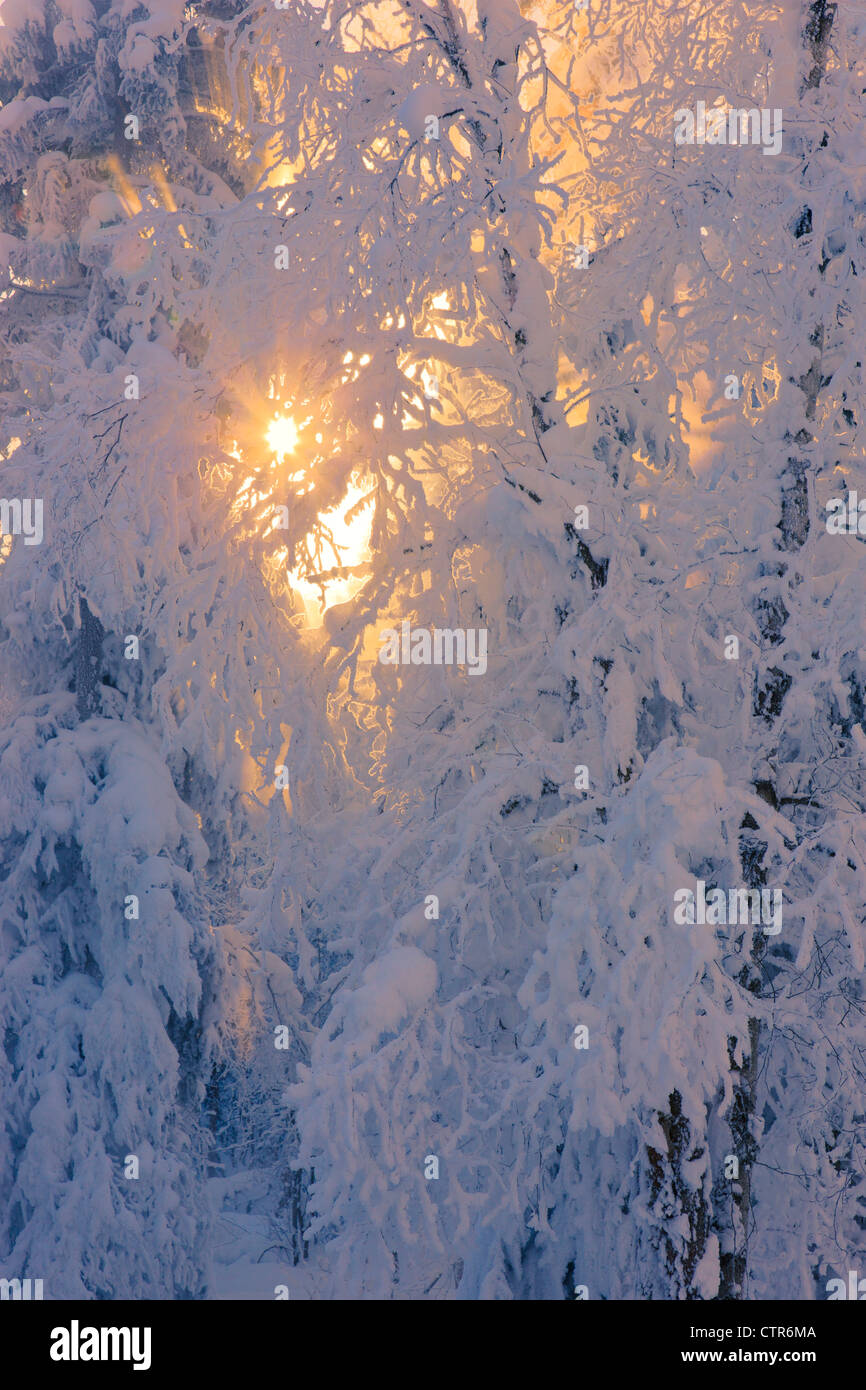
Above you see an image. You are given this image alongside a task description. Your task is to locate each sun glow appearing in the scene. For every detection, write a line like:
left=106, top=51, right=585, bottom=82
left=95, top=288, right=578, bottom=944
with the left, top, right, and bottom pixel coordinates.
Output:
left=266, top=414, right=299, bottom=461
left=289, top=480, right=374, bottom=627
left=256, top=416, right=374, bottom=625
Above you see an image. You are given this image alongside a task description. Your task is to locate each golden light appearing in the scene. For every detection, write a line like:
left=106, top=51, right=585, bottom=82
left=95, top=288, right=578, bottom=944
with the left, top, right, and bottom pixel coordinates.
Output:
left=266, top=414, right=299, bottom=461
left=251, top=416, right=373, bottom=624
left=289, top=480, right=374, bottom=628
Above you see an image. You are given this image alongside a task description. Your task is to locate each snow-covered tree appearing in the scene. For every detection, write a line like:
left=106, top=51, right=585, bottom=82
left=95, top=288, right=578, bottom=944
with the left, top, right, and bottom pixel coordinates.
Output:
left=1, top=0, right=864, bottom=1303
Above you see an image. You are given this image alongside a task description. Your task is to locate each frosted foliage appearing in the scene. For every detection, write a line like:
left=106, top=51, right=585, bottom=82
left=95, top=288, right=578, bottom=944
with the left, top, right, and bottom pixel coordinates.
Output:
left=0, top=0, right=864, bottom=1302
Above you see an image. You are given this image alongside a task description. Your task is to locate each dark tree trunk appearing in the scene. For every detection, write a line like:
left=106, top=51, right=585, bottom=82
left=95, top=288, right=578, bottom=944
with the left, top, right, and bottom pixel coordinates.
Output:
left=75, top=595, right=104, bottom=719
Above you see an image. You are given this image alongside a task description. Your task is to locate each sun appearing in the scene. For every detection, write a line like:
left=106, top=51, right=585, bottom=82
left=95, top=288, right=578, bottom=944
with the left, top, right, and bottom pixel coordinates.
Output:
left=266, top=414, right=299, bottom=461
left=258, top=414, right=373, bottom=624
